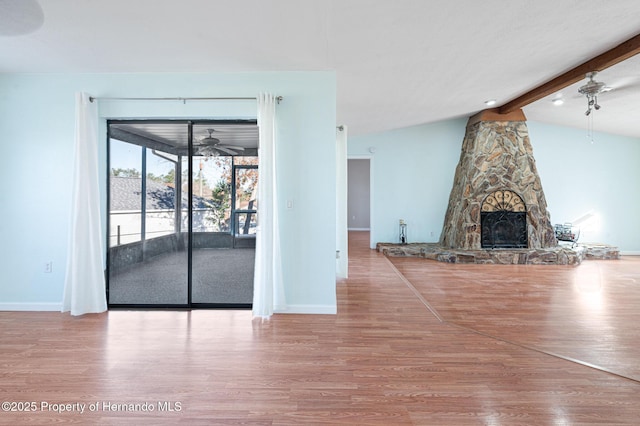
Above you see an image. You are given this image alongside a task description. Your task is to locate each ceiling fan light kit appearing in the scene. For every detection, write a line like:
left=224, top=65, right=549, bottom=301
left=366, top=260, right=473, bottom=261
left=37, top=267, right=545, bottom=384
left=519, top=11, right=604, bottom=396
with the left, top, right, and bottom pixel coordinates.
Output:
left=196, top=128, right=245, bottom=157
left=198, top=145, right=220, bottom=157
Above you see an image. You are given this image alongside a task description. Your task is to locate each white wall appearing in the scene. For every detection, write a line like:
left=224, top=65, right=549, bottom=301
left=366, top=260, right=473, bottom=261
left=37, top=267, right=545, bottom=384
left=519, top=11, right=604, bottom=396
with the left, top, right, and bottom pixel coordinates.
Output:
left=349, top=118, right=640, bottom=253
left=0, top=71, right=338, bottom=312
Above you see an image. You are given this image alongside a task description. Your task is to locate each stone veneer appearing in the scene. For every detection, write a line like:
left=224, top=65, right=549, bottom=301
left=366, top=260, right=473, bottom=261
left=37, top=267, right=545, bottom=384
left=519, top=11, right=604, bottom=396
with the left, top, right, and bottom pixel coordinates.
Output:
left=376, top=242, right=620, bottom=265
left=440, top=110, right=557, bottom=250
left=378, top=242, right=583, bottom=265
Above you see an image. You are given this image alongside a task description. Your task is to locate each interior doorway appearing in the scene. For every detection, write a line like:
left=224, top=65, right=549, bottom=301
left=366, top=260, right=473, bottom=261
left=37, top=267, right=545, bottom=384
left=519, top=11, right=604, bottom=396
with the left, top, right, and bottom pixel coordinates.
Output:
left=347, top=158, right=371, bottom=231
left=106, top=120, right=258, bottom=308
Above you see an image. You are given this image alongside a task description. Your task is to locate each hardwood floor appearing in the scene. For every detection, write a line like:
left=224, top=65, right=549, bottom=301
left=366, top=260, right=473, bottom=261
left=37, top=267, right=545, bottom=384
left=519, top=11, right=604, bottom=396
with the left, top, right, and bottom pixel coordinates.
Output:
left=388, top=253, right=640, bottom=382
left=0, top=231, right=638, bottom=425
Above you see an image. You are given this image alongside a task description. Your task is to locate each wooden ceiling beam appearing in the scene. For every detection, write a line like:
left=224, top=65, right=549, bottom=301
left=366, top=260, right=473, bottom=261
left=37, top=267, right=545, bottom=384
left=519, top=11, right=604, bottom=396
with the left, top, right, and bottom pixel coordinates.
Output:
left=499, top=32, right=640, bottom=114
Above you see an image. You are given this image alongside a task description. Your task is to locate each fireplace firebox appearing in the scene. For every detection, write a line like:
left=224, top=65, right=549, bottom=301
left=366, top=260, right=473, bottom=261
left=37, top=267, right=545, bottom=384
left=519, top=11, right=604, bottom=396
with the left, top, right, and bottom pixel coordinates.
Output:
left=480, top=190, right=528, bottom=249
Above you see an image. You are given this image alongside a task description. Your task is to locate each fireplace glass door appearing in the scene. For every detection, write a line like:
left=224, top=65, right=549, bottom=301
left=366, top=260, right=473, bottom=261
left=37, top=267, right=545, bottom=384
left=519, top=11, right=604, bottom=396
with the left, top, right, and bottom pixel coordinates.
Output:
left=481, top=211, right=528, bottom=248
left=480, top=190, right=528, bottom=249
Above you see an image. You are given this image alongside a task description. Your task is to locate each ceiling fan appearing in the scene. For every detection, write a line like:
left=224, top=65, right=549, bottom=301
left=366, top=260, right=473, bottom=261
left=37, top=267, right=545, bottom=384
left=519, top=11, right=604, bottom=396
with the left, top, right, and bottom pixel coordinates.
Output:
left=194, top=129, right=245, bottom=157
left=576, top=70, right=640, bottom=116
left=578, top=72, right=612, bottom=116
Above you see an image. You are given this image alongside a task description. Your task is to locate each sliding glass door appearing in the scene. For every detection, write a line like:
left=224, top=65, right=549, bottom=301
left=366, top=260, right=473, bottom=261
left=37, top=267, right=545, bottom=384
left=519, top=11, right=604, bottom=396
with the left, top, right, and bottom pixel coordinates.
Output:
left=106, top=120, right=257, bottom=308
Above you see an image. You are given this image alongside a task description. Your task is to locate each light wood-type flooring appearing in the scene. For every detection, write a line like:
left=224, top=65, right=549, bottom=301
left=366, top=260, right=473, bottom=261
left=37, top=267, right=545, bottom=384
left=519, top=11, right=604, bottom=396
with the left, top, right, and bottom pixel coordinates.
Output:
left=0, top=231, right=639, bottom=425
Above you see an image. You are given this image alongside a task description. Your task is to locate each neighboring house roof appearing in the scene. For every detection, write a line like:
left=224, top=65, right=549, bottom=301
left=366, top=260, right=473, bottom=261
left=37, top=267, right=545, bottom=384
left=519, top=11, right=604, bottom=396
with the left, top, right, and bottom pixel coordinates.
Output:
left=110, top=177, right=209, bottom=211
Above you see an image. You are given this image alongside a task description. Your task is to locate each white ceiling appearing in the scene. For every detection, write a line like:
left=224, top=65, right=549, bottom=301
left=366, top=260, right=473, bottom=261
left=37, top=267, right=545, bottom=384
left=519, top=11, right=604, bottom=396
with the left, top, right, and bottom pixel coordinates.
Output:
left=1, top=0, right=639, bottom=137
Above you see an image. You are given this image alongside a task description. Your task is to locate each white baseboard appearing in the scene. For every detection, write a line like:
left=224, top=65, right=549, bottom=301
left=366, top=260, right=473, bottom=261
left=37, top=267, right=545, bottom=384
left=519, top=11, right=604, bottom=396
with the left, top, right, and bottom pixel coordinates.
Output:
left=275, top=304, right=337, bottom=315
left=0, top=303, right=339, bottom=315
left=348, top=228, right=370, bottom=231
left=0, top=303, right=62, bottom=312
left=621, top=251, right=640, bottom=256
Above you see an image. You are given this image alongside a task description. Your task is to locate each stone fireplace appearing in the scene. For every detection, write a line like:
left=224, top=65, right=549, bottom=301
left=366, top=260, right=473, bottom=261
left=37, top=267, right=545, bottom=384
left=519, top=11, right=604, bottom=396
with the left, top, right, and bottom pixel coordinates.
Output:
left=440, top=109, right=557, bottom=251
left=377, top=108, right=619, bottom=265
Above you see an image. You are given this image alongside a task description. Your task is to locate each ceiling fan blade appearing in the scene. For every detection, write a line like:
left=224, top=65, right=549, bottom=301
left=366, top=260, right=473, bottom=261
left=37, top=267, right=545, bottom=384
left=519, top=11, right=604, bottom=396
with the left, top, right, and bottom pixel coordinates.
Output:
left=215, top=146, right=239, bottom=155
left=218, top=145, right=245, bottom=151
left=608, top=75, right=640, bottom=89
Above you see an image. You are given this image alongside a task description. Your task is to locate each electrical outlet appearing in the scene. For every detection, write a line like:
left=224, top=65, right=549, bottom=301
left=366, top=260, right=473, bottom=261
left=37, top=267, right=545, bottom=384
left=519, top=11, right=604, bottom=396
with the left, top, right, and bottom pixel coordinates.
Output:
left=44, top=262, right=53, bottom=273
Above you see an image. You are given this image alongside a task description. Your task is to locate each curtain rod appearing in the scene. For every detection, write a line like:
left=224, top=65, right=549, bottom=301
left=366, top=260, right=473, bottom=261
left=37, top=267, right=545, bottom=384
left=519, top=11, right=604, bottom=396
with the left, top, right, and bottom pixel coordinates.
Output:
left=89, top=95, right=283, bottom=103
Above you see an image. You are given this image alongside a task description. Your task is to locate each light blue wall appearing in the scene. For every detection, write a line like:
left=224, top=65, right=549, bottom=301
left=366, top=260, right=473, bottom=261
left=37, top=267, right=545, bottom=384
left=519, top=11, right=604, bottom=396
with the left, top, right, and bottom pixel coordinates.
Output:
left=528, top=121, right=640, bottom=252
left=349, top=118, right=640, bottom=253
left=0, top=72, right=337, bottom=312
left=349, top=119, right=466, bottom=247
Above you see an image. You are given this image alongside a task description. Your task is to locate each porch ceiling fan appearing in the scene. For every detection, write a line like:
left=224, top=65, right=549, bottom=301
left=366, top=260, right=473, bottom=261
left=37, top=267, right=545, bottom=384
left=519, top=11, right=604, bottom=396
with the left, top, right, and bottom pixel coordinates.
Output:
left=194, top=129, right=245, bottom=157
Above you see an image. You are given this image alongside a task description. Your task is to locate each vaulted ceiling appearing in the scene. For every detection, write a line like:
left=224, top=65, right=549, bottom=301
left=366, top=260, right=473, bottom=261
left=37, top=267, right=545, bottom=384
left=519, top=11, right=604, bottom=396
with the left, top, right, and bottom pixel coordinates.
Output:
left=1, top=0, right=639, bottom=137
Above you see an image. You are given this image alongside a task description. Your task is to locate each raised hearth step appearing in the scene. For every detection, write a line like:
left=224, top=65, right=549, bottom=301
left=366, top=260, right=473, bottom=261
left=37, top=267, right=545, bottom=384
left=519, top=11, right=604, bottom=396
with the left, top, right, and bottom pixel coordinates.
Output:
left=377, top=242, right=619, bottom=265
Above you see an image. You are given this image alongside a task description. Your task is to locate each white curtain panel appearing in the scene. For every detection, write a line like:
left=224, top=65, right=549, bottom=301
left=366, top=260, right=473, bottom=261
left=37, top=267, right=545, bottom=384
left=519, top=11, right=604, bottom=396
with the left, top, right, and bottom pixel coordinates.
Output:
left=62, top=93, right=107, bottom=316
left=336, top=126, right=348, bottom=279
left=252, top=93, right=285, bottom=318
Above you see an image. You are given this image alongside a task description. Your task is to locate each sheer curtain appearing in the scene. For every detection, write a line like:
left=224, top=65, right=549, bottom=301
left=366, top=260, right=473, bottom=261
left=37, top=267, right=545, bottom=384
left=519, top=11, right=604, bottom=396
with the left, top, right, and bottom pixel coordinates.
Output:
left=252, top=93, right=285, bottom=318
left=336, top=125, right=348, bottom=279
left=62, top=92, right=107, bottom=316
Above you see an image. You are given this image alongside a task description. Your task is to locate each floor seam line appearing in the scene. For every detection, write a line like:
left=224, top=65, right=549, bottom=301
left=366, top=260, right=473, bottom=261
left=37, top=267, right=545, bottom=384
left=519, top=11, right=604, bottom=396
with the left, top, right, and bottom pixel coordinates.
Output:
left=384, top=255, right=640, bottom=385
left=383, top=255, right=444, bottom=323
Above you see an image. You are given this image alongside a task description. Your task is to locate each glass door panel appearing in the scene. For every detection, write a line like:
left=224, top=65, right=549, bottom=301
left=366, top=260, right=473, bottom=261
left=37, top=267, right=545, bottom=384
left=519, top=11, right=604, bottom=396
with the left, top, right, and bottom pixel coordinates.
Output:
left=107, top=124, right=188, bottom=306
left=107, top=120, right=257, bottom=308
left=191, top=153, right=252, bottom=305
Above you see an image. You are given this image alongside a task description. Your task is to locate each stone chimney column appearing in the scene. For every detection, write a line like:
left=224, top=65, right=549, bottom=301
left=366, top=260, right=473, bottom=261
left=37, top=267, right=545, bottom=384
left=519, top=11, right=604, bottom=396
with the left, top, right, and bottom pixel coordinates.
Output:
left=440, top=109, right=557, bottom=250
